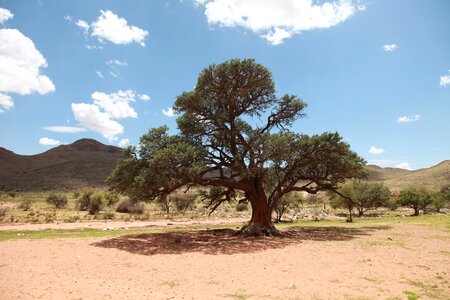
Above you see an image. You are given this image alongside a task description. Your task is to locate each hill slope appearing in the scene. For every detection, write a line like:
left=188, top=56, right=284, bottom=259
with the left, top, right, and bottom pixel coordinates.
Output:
left=0, top=139, right=123, bottom=191
left=366, top=160, right=450, bottom=191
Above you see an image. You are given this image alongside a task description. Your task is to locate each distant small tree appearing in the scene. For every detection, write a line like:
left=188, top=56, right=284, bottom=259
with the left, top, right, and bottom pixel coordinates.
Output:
left=46, top=193, right=68, bottom=209
left=329, top=182, right=355, bottom=222
left=353, top=182, right=390, bottom=216
left=433, top=186, right=450, bottom=213
left=398, top=188, right=433, bottom=216
left=273, top=192, right=302, bottom=223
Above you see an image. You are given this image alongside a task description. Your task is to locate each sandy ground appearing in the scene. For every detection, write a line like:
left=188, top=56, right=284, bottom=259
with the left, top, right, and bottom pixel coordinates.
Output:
left=0, top=223, right=449, bottom=299
left=0, top=217, right=248, bottom=231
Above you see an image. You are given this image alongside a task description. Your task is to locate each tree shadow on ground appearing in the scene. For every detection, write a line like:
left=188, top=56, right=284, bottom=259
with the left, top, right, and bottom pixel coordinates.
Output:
left=92, top=226, right=389, bottom=256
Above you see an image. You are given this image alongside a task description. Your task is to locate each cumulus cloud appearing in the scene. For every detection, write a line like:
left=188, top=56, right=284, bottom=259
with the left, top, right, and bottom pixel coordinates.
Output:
left=91, top=10, right=148, bottom=46
left=0, top=7, right=14, bottom=24
left=440, top=69, right=450, bottom=87
left=0, top=93, right=14, bottom=112
left=71, top=103, right=124, bottom=142
left=71, top=89, right=145, bottom=141
left=397, top=114, right=420, bottom=123
left=91, top=90, right=137, bottom=119
left=369, top=146, right=385, bottom=155
left=0, top=28, right=55, bottom=111
left=139, top=94, right=150, bottom=101
left=383, top=43, right=398, bottom=52
left=43, top=126, right=87, bottom=133
left=118, top=138, right=130, bottom=147
left=162, top=107, right=176, bottom=117
left=195, top=0, right=360, bottom=45
left=39, top=137, right=61, bottom=146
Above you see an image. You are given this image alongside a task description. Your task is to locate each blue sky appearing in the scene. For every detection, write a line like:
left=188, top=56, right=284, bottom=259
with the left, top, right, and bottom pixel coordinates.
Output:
left=0, top=0, right=449, bottom=170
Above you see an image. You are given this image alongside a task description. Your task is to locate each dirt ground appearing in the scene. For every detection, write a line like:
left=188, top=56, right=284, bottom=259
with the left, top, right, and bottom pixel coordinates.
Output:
left=0, top=222, right=449, bottom=299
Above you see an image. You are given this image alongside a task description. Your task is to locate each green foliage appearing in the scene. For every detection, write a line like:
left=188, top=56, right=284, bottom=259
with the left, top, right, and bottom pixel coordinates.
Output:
left=87, top=193, right=104, bottom=215
left=108, top=59, right=366, bottom=232
left=76, top=190, right=104, bottom=215
left=385, top=197, right=400, bottom=211
left=273, top=192, right=302, bottom=222
left=17, top=197, right=33, bottom=211
left=398, top=188, right=434, bottom=216
left=46, top=193, right=68, bottom=209
left=105, top=192, right=120, bottom=206
left=434, top=185, right=450, bottom=212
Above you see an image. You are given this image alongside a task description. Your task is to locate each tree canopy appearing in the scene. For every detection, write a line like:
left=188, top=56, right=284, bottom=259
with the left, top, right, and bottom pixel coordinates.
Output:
left=108, top=59, right=366, bottom=236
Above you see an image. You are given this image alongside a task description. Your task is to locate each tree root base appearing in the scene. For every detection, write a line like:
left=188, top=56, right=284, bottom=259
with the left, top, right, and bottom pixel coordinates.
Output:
left=236, top=222, right=282, bottom=237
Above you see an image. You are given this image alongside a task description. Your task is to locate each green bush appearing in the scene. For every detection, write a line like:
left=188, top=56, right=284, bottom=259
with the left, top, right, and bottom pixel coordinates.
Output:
left=385, top=197, right=399, bottom=211
left=105, top=192, right=120, bottom=206
left=46, top=193, right=68, bottom=209
left=76, top=190, right=104, bottom=215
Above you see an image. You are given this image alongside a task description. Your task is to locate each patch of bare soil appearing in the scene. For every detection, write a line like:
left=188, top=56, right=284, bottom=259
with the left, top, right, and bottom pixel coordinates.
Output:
left=1, top=223, right=449, bottom=299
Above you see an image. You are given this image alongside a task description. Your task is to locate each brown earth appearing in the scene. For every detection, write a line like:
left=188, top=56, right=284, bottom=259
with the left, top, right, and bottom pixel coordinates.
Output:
left=1, top=222, right=449, bottom=299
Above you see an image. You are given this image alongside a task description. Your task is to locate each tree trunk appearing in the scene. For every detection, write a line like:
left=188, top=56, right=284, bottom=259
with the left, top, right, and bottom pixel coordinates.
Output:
left=239, top=193, right=280, bottom=236
left=357, top=207, right=364, bottom=217
left=413, top=206, right=420, bottom=216
left=347, top=205, right=353, bottom=222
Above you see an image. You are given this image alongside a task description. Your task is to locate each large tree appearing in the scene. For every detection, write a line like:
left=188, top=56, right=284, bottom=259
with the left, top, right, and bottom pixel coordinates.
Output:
left=108, top=59, right=366, bottom=236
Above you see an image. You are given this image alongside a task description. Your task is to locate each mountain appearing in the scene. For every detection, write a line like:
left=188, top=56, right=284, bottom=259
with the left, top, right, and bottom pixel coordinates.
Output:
left=365, top=160, right=450, bottom=191
left=0, top=139, right=123, bottom=191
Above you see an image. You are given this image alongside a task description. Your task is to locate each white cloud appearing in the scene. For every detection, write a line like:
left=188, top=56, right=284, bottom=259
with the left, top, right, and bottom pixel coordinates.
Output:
left=0, top=28, right=55, bottom=110
left=118, top=138, right=130, bottom=147
left=91, top=10, right=148, bottom=46
left=95, top=70, right=104, bottom=78
left=0, top=7, right=14, bottom=24
left=394, top=162, right=411, bottom=170
left=39, top=137, right=61, bottom=146
left=76, top=19, right=90, bottom=36
left=71, top=103, right=123, bottom=142
left=383, top=43, right=398, bottom=52
left=369, top=146, right=385, bottom=155
left=64, top=15, right=73, bottom=22
left=106, top=59, right=128, bottom=66
left=0, top=93, right=14, bottom=112
left=440, top=70, right=450, bottom=87
left=162, top=107, right=176, bottom=117
left=43, top=126, right=87, bottom=133
left=196, top=0, right=359, bottom=45
left=139, top=94, right=150, bottom=101
left=91, top=90, right=138, bottom=119
left=368, top=159, right=413, bottom=170
left=397, top=114, right=420, bottom=123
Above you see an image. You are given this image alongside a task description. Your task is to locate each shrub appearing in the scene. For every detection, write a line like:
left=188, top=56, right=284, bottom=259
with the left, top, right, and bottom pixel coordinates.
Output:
left=171, top=194, right=196, bottom=212
left=18, top=197, right=33, bottom=211
left=105, top=192, right=120, bottom=206
left=115, top=198, right=145, bottom=214
left=0, top=204, right=13, bottom=219
left=76, top=190, right=104, bottom=215
left=385, top=197, right=400, bottom=211
left=103, top=210, right=115, bottom=220
left=116, top=198, right=132, bottom=213
left=46, top=193, right=68, bottom=209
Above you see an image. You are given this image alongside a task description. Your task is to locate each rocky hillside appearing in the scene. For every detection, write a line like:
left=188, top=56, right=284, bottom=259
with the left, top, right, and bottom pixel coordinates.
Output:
left=0, top=139, right=123, bottom=191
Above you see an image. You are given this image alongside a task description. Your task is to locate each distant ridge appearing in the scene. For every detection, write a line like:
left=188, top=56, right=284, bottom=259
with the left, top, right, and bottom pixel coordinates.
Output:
left=365, top=160, right=450, bottom=191
left=0, top=139, right=123, bottom=191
